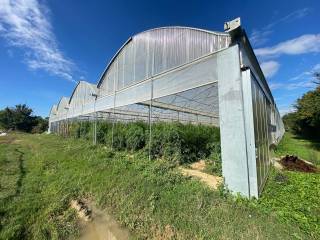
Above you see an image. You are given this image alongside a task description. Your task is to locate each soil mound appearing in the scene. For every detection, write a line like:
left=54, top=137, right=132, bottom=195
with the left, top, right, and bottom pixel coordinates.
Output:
left=280, top=155, right=318, bottom=173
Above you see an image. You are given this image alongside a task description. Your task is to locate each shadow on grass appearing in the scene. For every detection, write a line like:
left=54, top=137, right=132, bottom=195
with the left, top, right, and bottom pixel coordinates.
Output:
left=15, top=149, right=26, bottom=196
left=292, top=133, right=320, bottom=151
left=3, top=148, right=26, bottom=201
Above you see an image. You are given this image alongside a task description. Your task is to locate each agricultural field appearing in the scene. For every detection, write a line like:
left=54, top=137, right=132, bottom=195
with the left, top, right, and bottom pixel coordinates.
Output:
left=0, top=131, right=319, bottom=239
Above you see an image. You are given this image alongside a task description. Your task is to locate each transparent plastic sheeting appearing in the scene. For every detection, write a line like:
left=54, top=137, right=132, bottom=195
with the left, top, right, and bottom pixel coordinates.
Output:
left=50, top=51, right=221, bottom=123
left=67, top=82, right=98, bottom=117
left=98, top=27, right=230, bottom=95
left=251, top=78, right=270, bottom=193
left=55, top=97, right=69, bottom=120
left=251, top=74, right=284, bottom=194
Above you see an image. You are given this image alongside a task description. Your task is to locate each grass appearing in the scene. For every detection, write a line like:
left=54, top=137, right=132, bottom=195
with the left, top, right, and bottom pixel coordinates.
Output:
left=0, top=132, right=319, bottom=239
left=257, top=169, right=320, bottom=238
left=275, top=132, right=320, bottom=166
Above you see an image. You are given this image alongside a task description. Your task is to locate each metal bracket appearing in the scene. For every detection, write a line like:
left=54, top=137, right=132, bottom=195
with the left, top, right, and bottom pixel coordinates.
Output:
left=224, top=17, right=241, bottom=32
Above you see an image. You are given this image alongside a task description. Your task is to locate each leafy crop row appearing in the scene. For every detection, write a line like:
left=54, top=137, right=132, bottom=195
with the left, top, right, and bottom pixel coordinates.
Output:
left=66, top=121, right=220, bottom=164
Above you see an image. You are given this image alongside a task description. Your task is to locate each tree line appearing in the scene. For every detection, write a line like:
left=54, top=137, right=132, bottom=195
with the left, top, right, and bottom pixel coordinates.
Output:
left=0, top=104, right=48, bottom=133
left=283, top=73, right=320, bottom=139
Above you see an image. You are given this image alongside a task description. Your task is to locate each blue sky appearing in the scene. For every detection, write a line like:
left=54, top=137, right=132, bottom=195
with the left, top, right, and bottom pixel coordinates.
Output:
left=0, top=0, right=319, bottom=117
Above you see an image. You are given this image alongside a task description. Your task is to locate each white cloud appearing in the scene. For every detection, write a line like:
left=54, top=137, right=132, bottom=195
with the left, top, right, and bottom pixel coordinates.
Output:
left=250, top=8, right=310, bottom=46
left=269, top=80, right=315, bottom=91
left=269, top=82, right=285, bottom=90
left=260, top=61, right=280, bottom=78
left=279, top=107, right=294, bottom=117
left=312, top=63, right=320, bottom=72
left=255, top=34, right=320, bottom=58
left=290, top=63, right=320, bottom=81
left=0, top=0, right=76, bottom=82
left=250, top=29, right=273, bottom=46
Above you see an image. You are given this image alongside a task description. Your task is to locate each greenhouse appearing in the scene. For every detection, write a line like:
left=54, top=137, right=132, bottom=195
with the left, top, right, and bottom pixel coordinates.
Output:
left=48, top=18, right=284, bottom=198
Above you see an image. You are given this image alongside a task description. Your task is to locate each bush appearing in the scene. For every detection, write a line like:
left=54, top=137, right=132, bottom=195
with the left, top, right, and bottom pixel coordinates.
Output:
left=148, top=122, right=220, bottom=164
left=125, top=122, right=146, bottom=150
left=69, top=122, right=81, bottom=138
left=106, top=122, right=127, bottom=150
left=64, top=120, right=221, bottom=165
left=205, top=143, right=222, bottom=176
left=31, top=117, right=49, bottom=133
left=96, top=121, right=112, bottom=144
left=148, top=122, right=182, bottom=163
left=180, top=124, right=220, bottom=163
left=80, top=121, right=92, bottom=140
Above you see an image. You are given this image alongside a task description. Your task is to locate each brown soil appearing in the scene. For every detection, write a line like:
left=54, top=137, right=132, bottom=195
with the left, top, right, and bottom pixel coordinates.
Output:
left=179, top=167, right=222, bottom=189
left=70, top=199, right=92, bottom=222
left=71, top=199, right=130, bottom=240
left=189, top=160, right=206, bottom=171
left=280, top=155, right=318, bottom=173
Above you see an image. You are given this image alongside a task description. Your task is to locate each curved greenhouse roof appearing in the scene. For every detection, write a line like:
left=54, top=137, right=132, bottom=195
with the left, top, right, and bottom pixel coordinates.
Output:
left=69, top=81, right=97, bottom=106
left=97, top=26, right=231, bottom=95
left=49, top=104, right=58, bottom=118
left=56, top=97, right=70, bottom=117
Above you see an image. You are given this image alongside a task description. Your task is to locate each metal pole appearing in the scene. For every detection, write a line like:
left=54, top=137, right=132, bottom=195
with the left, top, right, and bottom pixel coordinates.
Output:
left=80, top=119, right=82, bottom=138
left=92, top=114, right=94, bottom=144
left=111, top=74, right=117, bottom=149
left=111, top=97, right=115, bottom=149
left=149, top=41, right=155, bottom=161
left=149, top=78, right=153, bottom=161
left=94, top=112, right=97, bottom=145
left=90, top=93, right=98, bottom=145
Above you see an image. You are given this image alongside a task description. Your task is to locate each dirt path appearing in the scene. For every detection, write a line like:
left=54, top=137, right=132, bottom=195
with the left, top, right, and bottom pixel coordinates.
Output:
left=76, top=201, right=130, bottom=240
left=180, top=160, right=222, bottom=189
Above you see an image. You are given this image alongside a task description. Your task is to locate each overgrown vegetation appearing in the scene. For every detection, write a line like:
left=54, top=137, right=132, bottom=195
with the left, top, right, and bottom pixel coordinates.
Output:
left=260, top=132, right=320, bottom=238
left=0, top=104, right=48, bottom=133
left=67, top=121, right=220, bottom=165
left=1, top=133, right=315, bottom=239
left=257, top=168, right=320, bottom=238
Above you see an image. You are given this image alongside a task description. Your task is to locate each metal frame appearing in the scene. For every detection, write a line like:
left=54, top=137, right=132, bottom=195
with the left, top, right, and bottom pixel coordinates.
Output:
left=48, top=21, right=284, bottom=198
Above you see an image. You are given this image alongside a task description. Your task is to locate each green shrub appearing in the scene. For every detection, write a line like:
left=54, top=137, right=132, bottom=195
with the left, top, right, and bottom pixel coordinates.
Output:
left=147, top=122, right=220, bottom=164
left=65, top=120, right=221, bottom=165
left=69, top=122, right=81, bottom=138
left=148, top=122, right=182, bottom=163
left=106, top=122, right=127, bottom=150
left=179, top=124, right=220, bottom=163
left=204, top=143, right=222, bottom=176
left=125, top=122, right=146, bottom=150
left=81, top=121, right=93, bottom=140
left=96, top=121, right=112, bottom=144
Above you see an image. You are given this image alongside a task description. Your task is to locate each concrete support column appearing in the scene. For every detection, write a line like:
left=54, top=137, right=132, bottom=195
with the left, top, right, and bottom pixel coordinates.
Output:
left=217, top=45, right=257, bottom=198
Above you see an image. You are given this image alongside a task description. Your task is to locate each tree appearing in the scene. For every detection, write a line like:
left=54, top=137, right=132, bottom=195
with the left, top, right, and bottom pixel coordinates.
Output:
left=294, top=87, right=320, bottom=136
left=313, top=72, right=320, bottom=86
left=284, top=72, right=320, bottom=138
left=282, top=112, right=299, bottom=132
left=0, top=104, right=48, bottom=133
left=31, top=116, right=49, bottom=133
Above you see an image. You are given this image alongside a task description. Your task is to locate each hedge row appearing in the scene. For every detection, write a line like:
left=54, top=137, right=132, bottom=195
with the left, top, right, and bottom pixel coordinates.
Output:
left=67, top=121, right=220, bottom=164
